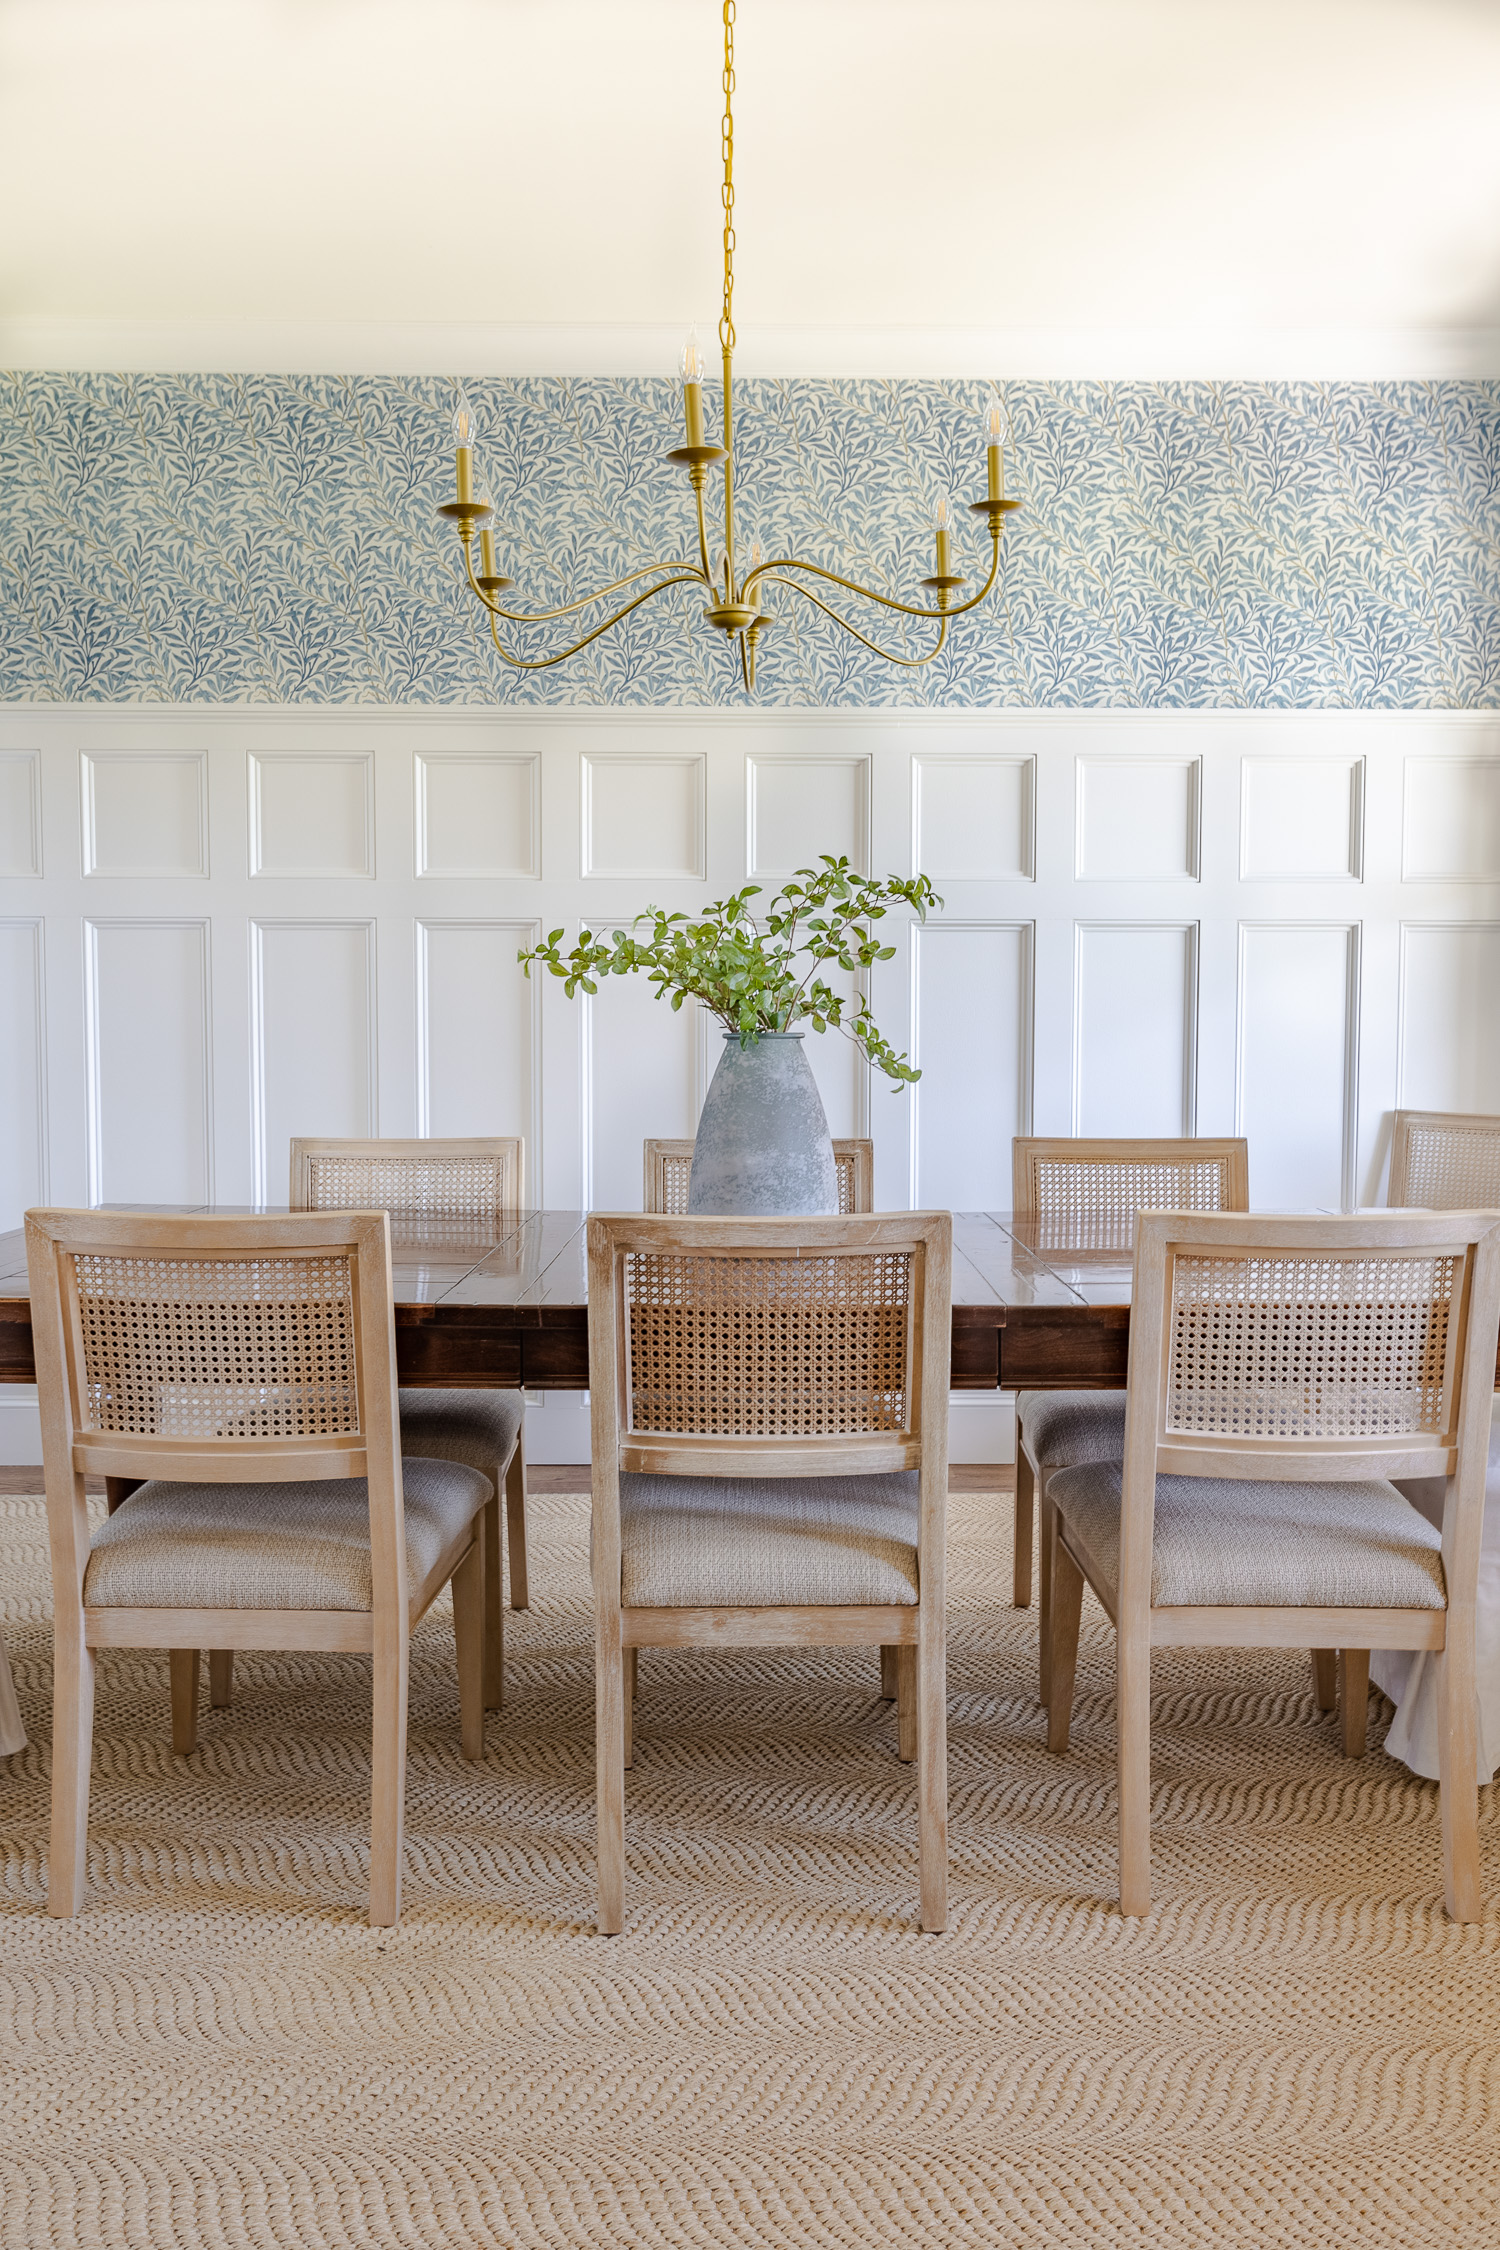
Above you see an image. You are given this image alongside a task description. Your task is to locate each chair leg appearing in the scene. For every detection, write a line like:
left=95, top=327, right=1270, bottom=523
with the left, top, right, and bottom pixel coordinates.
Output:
left=1339, top=1648, right=1369, bottom=1759
left=1013, top=1445, right=1035, bottom=1607
left=879, top=1644, right=899, bottom=1700
left=896, top=1644, right=917, bottom=1763
left=596, top=1622, right=626, bottom=1936
left=917, top=1621, right=947, bottom=1933
left=482, top=1489, right=504, bottom=1711
left=1117, top=1624, right=1152, bottom=1918
left=1046, top=1536, right=1084, bottom=1755
left=170, top=1650, right=200, bottom=1755
left=1311, top=1648, right=1337, bottom=1712
left=48, top=1630, right=95, bottom=1918
left=452, top=1538, right=486, bottom=1763
left=1438, top=1613, right=1482, bottom=1924
left=369, top=1627, right=408, bottom=1929
left=625, top=1646, right=638, bottom=1702
left=505, top=1439, right=529, bottom=1612
left=623, top=1651, right=634, bottom=1770
left=1039, top=1490, right=1057, bottom=1707
left=209, top=1651, right=234, bottom=1709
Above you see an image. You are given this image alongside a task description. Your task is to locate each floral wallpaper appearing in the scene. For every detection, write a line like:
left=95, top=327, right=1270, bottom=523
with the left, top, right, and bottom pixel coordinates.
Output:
left=1, top=371, right=1497, bottom=707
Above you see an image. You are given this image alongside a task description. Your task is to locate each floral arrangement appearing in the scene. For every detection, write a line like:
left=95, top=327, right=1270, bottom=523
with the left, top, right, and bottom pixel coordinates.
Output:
left=518, top=856, right=941, bottom=1085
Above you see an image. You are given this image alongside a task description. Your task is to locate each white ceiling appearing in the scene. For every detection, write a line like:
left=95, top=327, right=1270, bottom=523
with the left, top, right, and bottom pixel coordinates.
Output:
left=4, top=0, right=1500, bottom=372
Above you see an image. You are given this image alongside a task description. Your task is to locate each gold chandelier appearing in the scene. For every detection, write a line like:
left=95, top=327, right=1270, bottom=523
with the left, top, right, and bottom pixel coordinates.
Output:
left=438, top=0, right=1019, bottom=691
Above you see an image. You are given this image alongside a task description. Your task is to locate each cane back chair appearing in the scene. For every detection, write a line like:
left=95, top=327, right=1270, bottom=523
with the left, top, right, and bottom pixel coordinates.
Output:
left=288, top=1136, right=527, bottom=1720
left=588, top=1211, right=952, bottom=1934
left=1388, top=1110, right=1500, bottom=1212
left=26, top=1208, right=493, bottom=1924
left=1010, top=1137, right=1250, bottom=1692
left=643, top=1138, right=875, bottom=1216
left=1044, top=1209, right=1500, bottom=1920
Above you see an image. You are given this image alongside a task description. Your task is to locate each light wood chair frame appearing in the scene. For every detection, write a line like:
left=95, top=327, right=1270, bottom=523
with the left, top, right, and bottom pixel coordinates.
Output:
left=587, top=1211, right=952, bottom=1935
left=27, top=1207, right=489, bottom=1926
left=1387, top=1109, right=1500, bottom=1210
left=1011, top=1137, right=1250, bottom=1659
left=290, top=1133, right=527, bottom=1709
left=1044, top=1208, right=1500, bottom=1921
left=643, top=1138, right=875, bottom=1216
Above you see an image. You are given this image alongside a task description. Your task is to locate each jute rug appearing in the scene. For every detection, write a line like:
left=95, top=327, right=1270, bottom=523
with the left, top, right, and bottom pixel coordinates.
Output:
left=1, top=1478, right=1498, bottom=2250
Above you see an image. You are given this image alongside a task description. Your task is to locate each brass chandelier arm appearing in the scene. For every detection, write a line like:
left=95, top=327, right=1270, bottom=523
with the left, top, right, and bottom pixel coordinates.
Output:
left=761, top=574, right=951, bottom=668
left=482, top=571, right=708, bottom=670
left=462, top=544, right=706, bottom=624
left=742, top=532, right=1002, bottom=624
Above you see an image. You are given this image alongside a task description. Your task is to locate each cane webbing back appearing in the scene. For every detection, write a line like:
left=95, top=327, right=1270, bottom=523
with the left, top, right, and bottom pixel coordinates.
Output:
left=1165, top=1248, right=1461, bottom=1444
left=623, top=1249, right=912, bottom=1438
left=293, top=1139, right=521, bottom=1220
left=70, top=1250, right=361, bottom=1440
left=1389, top=1111, right=1500, bottom=1211
left=643, top=1139, right=872, bottom=1217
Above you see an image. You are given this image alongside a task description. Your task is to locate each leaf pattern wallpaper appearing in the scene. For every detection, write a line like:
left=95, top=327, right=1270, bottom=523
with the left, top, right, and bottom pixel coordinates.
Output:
left=1, top=371, right=1496, bottom=707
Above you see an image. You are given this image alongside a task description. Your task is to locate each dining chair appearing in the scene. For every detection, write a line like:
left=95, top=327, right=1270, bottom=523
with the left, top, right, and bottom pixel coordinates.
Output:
left=0, top=1632, right=24, bottom=1758
left=1308, top=1106, right=1500, bottom=1734
left=1043, top=1208, right=1500, bottom=1920
left=1387, top=1109, right=1500, bottom=1211
left=1011, top=1137, right=1250, bottom=1698
left=26, top=1207, right=493, bottom=1924
left=643, top=1137, right=875, bottom=1216
left=284, top=1135, right=526, bottom=1721
left=587, top=1210, right=952, bottom=1934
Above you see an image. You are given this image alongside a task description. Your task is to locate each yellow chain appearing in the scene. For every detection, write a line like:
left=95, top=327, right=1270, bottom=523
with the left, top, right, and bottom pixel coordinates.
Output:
left=719, top=0, right=736, bottom=352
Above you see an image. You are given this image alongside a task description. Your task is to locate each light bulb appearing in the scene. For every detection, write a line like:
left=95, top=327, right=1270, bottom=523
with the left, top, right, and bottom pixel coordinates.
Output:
left=934, top=495, right=952, bottom=531
left=983, top=398, right=1010, bottom=449
left=451, top=391, right=477, bottom=449
left=680, top=328, right=705, bottom=386
left=750, top=541, right=763, bottom=571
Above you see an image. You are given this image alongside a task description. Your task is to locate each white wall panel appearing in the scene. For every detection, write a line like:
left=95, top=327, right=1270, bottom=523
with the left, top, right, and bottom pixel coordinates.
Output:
left=911, top=753, right=1033, bottom=880
left=911, top=922, right=1031, bottom=1207
left=586, top=973, right=700, bottom=1209
left=1074, top=923, right=1197, bottom=1134
left=416, top=920, right=540, bottom=1163
left=0, top=751, right=41, bottom=876
left=416, top=751, right=538, bottom=878
left=82, top=750, right=207, bottom=877
left=1402, top=759, right=1500, bottom=882
left=84, top=919, right=211, bottom=1204
left=1398, top=923, right=1500, bottom=1113
left=1077, top=755, right=1200, bottom=880
left=250, top=921, right=375, bottom=1200
left=1237, top=923, right=1358, bottom=1209
left=582, top=753, right=705, bottom=879
left=747, top=754, right=869, bottom=878
left=250, top=750, right=374, bottom=877
left=0, top=920, right=45, bottom=1226
left=1241, top=756, right=1362, bottom=881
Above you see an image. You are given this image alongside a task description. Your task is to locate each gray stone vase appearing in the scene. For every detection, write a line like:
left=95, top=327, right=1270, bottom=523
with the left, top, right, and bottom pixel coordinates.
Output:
left=687, top=1030, right=838, bottom=1215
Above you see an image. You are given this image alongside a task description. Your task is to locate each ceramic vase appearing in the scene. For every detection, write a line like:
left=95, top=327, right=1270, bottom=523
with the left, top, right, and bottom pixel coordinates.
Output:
left=686, top=1030, right=838, bottom=1215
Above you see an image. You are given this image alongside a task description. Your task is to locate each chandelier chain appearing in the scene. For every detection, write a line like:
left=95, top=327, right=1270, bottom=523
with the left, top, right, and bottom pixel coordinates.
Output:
left=720, top=0, right=736, bottom=352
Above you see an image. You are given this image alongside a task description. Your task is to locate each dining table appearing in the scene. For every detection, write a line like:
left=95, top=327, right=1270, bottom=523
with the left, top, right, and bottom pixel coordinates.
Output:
left=0, top=1208, right=1144, bottom=1398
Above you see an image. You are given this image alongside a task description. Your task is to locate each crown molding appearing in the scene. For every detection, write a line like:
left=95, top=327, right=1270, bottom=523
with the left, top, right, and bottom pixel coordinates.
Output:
left=4, top=316, right=1499, bottom=380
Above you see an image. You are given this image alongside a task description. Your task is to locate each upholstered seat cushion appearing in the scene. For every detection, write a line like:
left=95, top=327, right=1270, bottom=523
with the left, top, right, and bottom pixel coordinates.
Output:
left=618, top=1470, right=920, bottom=1608
left=83, top=1456, right=492, bottom=1612
left=1017, top=1390, right=1127, bottom=1470
left=397, top=1388, right=524, bottom=1476
left=1050, top=1461, right=1446, bottom=1611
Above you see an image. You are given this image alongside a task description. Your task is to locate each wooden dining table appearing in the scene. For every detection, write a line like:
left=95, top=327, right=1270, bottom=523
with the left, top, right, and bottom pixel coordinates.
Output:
left=0, top=1208, right=1138, bottom=1397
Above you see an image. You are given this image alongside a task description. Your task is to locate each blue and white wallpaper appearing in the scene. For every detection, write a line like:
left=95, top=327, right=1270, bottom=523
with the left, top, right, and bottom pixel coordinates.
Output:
left=1, top=372, right=1497, bottom=707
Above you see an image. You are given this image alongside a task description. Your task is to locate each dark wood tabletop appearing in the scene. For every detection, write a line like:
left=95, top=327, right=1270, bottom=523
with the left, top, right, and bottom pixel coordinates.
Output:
left=0, top=1208, right=1136, bottom=1395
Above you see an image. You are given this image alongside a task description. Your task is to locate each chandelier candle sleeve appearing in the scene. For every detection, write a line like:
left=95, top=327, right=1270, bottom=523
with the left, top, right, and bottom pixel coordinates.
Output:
left=986, top=405, right=1006, bottom=506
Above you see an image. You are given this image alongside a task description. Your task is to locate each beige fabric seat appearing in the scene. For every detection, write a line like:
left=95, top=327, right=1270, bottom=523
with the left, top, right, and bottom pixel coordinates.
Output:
left=619, top=1470, right=919, bottom=1609
left=1050, top=1462, right=1446, bottom=1612
left=85, top=1457, right=492, bottom=1614
left=1017, top=1391, right=1127, bottom=1468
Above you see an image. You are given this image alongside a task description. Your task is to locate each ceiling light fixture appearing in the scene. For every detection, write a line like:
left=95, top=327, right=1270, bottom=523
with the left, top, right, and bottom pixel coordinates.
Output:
left=438, top=1, right=1019, bottom=690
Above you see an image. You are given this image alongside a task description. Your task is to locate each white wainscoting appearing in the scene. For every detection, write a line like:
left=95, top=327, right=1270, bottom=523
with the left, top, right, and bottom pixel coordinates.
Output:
left=2, top=704, right=1497, bottom=1462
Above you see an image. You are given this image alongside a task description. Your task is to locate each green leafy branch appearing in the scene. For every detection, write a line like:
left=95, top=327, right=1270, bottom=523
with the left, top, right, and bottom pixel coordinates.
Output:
left=518, top=855, right=942, bottom=1086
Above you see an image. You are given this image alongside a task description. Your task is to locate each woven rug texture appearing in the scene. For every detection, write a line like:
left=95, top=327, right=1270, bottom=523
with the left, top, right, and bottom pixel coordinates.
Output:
left=1, top=1482, right=1498, bottom=2250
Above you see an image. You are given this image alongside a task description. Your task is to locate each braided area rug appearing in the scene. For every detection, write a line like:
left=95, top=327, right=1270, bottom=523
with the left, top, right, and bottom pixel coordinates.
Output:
left=1, top=1480, right=1498, bottom=2250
